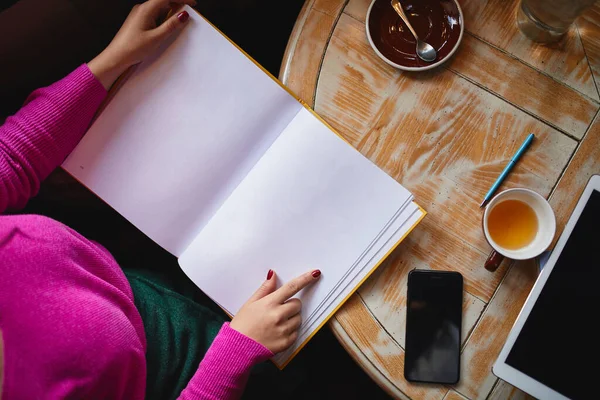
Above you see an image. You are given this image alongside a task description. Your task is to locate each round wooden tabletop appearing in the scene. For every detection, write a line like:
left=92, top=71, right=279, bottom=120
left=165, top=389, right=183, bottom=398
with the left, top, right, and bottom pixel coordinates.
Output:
left=279, top=0, right=600, bottom=398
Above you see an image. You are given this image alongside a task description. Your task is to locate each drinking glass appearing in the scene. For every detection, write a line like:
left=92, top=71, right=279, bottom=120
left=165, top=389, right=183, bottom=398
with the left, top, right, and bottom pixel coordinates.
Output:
left=517, top=0, right=597, bottom=43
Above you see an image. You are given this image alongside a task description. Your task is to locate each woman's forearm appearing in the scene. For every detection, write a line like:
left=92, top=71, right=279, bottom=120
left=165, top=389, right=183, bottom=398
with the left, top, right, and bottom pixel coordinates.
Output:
left=0, top=65, right=106, bottom=212
left=178, top=323, right=273, bottom=400
left=88, top=52, right=130, bottom=92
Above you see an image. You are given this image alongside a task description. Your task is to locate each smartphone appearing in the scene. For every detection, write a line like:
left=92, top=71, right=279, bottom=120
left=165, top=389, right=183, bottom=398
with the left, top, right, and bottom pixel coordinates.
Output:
left=404, top=269, right=463, bottom=384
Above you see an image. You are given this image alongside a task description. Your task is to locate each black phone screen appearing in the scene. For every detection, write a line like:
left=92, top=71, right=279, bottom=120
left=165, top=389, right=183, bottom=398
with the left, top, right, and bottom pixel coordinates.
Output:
left=405, top=270, right=463, bottom=384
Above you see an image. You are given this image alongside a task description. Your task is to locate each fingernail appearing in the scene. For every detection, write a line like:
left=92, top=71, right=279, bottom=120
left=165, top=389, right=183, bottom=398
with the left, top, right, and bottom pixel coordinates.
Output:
left=266, top=269, right=274, bottom=280
left=177, top=11, right=189, bottom=23
left=312, top=270, right=321, bottom=278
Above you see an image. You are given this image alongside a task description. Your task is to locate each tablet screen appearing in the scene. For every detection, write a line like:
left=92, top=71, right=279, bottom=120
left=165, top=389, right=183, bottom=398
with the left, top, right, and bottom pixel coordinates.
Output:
left=506, top=190, right=600, bottom=400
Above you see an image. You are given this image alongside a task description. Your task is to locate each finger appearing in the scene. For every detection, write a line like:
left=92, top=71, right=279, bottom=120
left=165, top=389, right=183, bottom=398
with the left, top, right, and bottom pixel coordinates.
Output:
left=280, top=298, right=302, bottom=317
left=142, top=0, right=197, bottom=21
left=285, top=331, right=299, bottom=349
left=150, top=8, right=191, bottom=41
left=247, top=269, right=278, bottom=302
left=271, top=269, right=321, bottom=303
left=285, top=313, right=302, bottom=332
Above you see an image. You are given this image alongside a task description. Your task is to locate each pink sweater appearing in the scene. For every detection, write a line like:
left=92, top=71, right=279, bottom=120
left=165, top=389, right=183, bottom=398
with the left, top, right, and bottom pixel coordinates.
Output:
left=0, top=65, right=272, bottom=399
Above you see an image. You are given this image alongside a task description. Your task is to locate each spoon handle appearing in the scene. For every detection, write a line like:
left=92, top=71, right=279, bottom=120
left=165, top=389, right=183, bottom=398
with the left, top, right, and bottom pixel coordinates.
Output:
left=390, top=0, right=419, bottom=41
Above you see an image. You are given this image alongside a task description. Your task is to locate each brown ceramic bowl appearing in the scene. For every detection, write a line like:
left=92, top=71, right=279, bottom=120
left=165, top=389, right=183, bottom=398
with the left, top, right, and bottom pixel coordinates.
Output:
left=366, top=0, right=464, bottom=71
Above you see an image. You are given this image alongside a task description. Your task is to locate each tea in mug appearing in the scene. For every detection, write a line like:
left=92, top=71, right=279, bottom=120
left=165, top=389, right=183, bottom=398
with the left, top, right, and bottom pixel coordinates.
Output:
left=487, top=200, right=538, bottom=250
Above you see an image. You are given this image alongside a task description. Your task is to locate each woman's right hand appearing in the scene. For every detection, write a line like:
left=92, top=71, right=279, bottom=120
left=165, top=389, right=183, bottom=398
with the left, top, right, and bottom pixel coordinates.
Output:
left=88, top=0, right=196, bottom=90
left=230, top=269, right=321, bottom=353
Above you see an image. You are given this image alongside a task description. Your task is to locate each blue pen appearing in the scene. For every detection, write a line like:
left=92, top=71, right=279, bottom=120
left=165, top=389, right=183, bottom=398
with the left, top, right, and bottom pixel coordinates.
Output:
left=480, top=133, right=535, bottom=208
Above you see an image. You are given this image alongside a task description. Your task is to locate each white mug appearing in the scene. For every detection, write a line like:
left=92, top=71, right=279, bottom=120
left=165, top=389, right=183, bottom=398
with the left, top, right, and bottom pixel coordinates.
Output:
left=483, top=188, right=556, bottom=260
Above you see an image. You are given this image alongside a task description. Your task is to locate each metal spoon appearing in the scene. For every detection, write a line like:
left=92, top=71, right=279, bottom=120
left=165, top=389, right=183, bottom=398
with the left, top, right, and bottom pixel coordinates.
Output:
left=390, top=0, right=437, bottom=62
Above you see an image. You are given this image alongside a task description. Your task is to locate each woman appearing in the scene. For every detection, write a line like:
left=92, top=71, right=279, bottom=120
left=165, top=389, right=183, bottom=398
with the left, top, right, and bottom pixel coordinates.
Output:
left=0, top=0, right=320, bottom=398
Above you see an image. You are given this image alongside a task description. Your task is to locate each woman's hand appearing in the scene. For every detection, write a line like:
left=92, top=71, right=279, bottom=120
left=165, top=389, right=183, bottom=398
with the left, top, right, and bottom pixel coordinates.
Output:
left=88, top=0, right=197, bottom=90
left=230, top=269, right=321, bottom=354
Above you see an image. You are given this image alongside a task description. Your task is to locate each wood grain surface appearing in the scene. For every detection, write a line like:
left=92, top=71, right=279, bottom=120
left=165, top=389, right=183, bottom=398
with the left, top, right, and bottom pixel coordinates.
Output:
left=488, top=380, right=535, bottom=400
left=280, top=0, right=600, bottom=398
left=443, top=390, right=469, bottom=400
left=454, top=261, right=538, bottom=399
left=334, top=295, right=448, bottom=400
left=550, top=114, right=600, bottom=239
left=316, top=13, right=576, bottom=301
left=578, top=3, right=600, bottom=96
left=447, top=34, right=599, bottom=139
left=279, top=1, right=339, bottom=106
left=313, top=0, right=346, bottom=16
left=460, top=0, right=599, bottom=102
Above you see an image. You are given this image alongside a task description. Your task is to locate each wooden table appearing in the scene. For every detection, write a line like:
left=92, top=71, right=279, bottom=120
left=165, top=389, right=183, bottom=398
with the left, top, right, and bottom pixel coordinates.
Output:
left=280, top=0, right=600, bottom=398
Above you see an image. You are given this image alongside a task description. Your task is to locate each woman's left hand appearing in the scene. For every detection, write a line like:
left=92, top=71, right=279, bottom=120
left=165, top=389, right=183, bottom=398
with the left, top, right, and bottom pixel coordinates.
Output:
left=230, top=270, right=321, bottom=354
left=88, top=0, right=197, bottom=90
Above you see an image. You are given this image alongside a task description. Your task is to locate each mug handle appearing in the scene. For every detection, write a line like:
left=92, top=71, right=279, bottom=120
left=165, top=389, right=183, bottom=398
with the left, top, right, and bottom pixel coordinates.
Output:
left=484, top=250, right=505, bottom=272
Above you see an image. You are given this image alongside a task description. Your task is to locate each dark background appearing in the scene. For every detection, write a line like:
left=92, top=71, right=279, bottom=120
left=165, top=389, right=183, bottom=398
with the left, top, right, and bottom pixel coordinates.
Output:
left=0, top=0, right=394, bottom=398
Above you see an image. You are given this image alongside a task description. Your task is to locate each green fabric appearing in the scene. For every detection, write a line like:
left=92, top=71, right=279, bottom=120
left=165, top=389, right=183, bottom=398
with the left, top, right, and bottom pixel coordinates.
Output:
left=124, top=269, right=305, bottom=400
left=125, top=271, right=227, bottom=400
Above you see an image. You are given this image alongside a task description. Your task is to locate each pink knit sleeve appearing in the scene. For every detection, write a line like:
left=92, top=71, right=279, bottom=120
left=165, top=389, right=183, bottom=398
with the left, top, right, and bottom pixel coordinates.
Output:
left=0, top=65, right=106, bottom=213
left=179, top=323, right=274, bottom=400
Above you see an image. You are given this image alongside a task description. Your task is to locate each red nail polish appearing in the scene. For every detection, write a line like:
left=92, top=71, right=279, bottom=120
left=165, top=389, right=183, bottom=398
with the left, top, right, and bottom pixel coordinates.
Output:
left=177, top=11, right=189, bottom=23
left=266, top=269, right=274, bottom=280
left=312, top=270, right=321, bottom=278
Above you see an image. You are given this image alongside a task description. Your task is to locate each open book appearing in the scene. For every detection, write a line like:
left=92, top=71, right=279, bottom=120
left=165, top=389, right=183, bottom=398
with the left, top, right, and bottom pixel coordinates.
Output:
left=63, top=6, right=425, bottom=368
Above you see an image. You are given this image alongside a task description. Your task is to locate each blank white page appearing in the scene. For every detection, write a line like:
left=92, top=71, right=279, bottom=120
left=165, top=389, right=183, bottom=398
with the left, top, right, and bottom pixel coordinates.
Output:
left=298, top=201, right=411, bottom=324
left=179, top=107, right=412, bottom=317
left=275, top=203, right=424, bottom=366
left=63, top=7, right=301, bottom=256
left=300, top=203, right=422, bottom=332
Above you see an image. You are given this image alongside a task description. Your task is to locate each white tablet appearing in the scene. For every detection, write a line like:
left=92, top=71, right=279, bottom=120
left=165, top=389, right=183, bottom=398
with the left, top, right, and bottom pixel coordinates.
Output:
left=493, top=174, right=600, bottom=400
